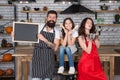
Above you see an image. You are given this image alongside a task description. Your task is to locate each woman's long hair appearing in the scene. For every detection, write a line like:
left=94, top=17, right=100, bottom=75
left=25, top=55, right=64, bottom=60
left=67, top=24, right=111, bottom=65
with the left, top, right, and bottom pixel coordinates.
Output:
left=78, top=17, right=96, bottom=36
left=62, top=17, right=75, bottom=39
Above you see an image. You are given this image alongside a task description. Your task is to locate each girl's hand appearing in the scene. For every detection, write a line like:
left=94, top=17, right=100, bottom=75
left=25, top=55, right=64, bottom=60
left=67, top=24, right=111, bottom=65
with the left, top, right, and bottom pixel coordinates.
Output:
left=64, top=29, right=68, bottom=34
left=60, top=24, right=65, bottom=29
left=68, top=30, right=72, bottom=35
left=60, top=24, right=68, bottom=34
left=60, top=24, right=69, bottom=34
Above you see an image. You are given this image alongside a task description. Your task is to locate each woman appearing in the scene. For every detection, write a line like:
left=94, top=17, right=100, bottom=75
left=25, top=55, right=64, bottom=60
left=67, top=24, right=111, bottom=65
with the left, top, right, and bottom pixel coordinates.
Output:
left=77, top=17, right=108, bottom=80
left=57, top=17, right=78, bottom=74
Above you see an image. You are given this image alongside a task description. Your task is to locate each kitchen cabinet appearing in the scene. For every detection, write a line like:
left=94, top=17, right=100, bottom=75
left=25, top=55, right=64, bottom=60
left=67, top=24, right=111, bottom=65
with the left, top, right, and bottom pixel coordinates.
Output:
left=94, top=9, right=120, bottom=19
left=0, top=34, right=15, bottom=80
left=0, top=4, right=16, bottom=80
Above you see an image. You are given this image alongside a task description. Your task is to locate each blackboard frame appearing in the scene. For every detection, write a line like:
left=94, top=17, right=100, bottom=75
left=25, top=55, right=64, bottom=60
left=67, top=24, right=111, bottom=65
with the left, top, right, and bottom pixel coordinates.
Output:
left=12, top=22, right=40, bottom=43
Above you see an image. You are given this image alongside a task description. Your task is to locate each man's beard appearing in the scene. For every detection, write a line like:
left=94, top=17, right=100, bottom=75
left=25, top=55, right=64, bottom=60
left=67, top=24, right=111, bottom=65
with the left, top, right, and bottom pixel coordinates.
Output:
left=46, top=20, right=56, bottom=28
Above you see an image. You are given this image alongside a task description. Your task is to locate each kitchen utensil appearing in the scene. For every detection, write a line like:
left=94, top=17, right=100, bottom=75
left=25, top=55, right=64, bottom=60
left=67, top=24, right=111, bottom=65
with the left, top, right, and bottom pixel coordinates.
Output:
left=100, top=4, right=109, bottom=10
left=23, top=6, right=30, bottom=11
left=34, top=8, right=40, bottom=11
left=0, top=25, right=4, bottom=33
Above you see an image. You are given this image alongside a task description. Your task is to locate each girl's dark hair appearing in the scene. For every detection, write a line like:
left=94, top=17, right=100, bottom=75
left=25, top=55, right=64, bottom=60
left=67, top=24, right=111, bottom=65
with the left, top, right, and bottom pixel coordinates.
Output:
left=78, top=17, right=96, bottom=36
left=47, top=10, right=58, bottom=18
left=62, top=17, right=75, bottom=39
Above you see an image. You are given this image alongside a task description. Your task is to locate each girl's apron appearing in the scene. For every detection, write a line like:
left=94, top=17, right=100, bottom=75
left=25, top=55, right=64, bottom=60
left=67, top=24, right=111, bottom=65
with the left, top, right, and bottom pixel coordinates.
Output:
left=32, top=25, right=55, bottom=79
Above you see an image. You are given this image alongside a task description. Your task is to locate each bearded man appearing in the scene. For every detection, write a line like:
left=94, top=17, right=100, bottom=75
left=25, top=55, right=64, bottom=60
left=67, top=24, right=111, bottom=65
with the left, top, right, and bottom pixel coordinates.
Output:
left=32, top=10, right=60, bottom=80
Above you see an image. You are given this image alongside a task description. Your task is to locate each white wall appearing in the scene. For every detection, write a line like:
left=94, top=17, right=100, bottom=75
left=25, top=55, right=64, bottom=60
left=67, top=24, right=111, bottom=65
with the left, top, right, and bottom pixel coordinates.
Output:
left=0, top=0, right=120, bottom=45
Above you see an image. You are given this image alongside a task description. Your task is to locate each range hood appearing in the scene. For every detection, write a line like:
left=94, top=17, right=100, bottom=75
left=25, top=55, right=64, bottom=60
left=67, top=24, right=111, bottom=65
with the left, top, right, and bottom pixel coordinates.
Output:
left=54, top=0, right=95, bottom=14
left=60, top=4, right=95, bottom=14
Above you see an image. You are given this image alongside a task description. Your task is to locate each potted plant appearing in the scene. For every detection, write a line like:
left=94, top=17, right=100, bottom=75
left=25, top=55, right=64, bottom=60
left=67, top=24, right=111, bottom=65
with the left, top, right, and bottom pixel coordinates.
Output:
left=114, top=14, right=120, bottom=22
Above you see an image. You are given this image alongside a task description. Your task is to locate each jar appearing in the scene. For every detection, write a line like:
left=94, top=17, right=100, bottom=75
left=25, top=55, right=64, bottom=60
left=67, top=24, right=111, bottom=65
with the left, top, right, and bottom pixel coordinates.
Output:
left=43, top=6, right=48, bottom=11
left=23, top=6, right=30, bottom=11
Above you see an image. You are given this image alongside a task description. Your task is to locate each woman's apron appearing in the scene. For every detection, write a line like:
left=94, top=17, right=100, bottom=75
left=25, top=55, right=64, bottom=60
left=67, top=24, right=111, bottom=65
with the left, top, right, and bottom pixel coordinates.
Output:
left=32, top=25, right=55, bottom=79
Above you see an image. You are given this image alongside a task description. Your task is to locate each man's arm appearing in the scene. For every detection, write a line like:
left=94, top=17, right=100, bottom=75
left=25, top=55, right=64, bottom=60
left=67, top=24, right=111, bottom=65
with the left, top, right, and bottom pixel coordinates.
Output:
left=54, top=38, right=60, bottom=52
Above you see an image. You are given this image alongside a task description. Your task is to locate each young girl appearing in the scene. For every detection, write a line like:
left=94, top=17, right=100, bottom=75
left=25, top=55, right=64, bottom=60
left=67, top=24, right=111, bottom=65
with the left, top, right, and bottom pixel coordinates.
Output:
left=77, top=17, right=108, bottom=80
left=57, top=17, right=78, bottom=74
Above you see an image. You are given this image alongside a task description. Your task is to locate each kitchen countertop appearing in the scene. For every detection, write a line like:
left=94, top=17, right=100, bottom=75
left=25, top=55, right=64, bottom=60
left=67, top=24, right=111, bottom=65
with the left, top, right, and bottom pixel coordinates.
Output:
left=12, top=45, right=120, bottom=57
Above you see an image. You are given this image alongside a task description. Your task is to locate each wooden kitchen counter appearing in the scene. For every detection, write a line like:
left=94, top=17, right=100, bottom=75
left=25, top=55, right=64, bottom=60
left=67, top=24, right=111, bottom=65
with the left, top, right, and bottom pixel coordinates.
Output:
left=12, top=45, right=120, bottom=80
left=12, top=46, right=34, bottom=80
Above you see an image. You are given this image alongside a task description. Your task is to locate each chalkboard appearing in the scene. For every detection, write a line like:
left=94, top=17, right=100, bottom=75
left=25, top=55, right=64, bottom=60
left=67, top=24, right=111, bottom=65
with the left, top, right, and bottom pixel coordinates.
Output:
left=12, top=22, right=40, bottom=43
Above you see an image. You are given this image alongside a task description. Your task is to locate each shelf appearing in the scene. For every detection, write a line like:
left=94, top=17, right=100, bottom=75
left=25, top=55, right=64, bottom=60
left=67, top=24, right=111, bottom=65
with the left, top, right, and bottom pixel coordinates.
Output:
left=94, top=10, right=120, bottom=19
left=21, top=10, right=61, bottom=13
left=0, top=4, right=15, bottom=6
left=0, top=33, right=11, bottom=35
left=0, top=19, right=14, bottom=21
left=0, top=4, right=16, bottom=80
left=0, top=75, right=15, bottom=78
left=0, top=47, right=14, bottom=50
left=21, top=10, right=47, bottom=13
left=96, top=24, right=120, bottom=27
left=0, top=61, right=14, bottom=64
left=94, top=10, right=120, bottom=12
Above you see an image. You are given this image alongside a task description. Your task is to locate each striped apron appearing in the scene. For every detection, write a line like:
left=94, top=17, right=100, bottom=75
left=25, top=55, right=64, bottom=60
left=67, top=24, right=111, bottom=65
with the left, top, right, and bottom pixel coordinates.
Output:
left=32, top=25, right=55, bottom=79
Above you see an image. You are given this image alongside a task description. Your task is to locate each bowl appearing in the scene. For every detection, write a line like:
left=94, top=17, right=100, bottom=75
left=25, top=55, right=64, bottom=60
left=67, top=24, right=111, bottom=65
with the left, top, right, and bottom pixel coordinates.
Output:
left=34, top=8, right=40, bottom=11
left=100, top=4, right=109, bottom=10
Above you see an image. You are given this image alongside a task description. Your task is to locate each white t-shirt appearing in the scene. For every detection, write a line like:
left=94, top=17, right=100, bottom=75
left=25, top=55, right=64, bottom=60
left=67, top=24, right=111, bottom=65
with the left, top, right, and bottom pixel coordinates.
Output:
left=60, top=29, right=78, bottom=54
left=39, top=23, right=60, bottom=39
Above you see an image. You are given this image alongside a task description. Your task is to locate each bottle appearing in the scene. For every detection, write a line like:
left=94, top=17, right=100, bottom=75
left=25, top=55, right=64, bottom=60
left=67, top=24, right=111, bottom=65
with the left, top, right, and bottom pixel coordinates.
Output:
left=27, top=18, right=32, bottom=23
left=1, top=39, right=7, bottom=47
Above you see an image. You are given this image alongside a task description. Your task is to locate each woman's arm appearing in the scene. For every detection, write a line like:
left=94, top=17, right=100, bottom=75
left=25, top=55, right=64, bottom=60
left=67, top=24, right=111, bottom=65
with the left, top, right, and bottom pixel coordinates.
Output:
left=94, top=35, right=100, bottom=48
left=78, top=36, right=92, bottom=54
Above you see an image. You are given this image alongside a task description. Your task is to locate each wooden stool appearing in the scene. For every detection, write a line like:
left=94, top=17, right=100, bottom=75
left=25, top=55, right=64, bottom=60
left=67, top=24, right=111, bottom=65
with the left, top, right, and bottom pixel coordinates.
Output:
left=58, top=70, right=77, bottom=80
